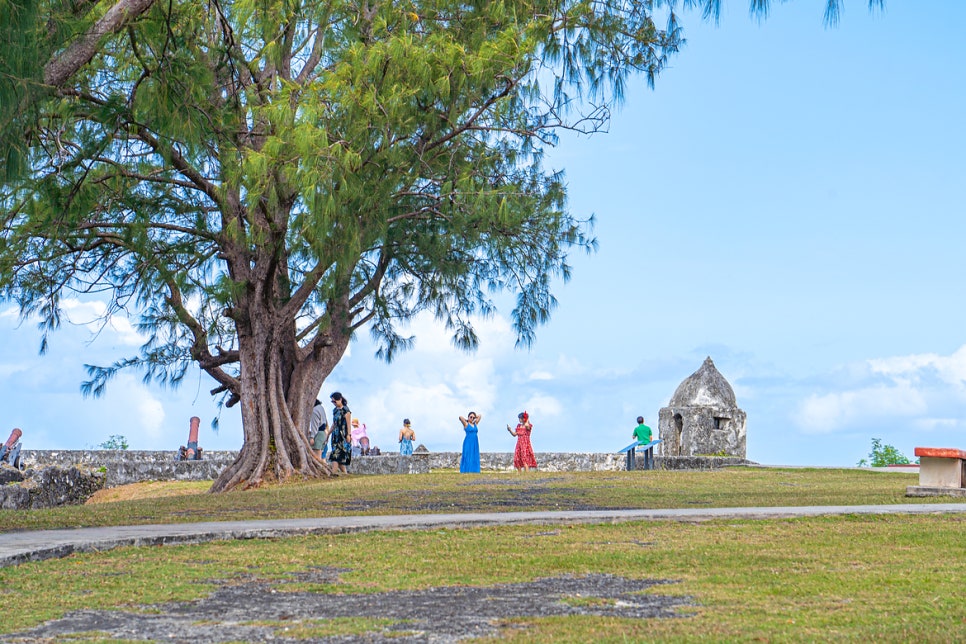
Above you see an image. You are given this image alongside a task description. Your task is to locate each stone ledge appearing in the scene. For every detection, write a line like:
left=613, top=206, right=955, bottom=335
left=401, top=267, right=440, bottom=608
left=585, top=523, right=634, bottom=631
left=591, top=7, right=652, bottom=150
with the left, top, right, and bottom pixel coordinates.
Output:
left=17, top=450, right=756, bottom=488
left=906, top=485, right=966, bottom=498
left=21, top=450, right=238, bottom=488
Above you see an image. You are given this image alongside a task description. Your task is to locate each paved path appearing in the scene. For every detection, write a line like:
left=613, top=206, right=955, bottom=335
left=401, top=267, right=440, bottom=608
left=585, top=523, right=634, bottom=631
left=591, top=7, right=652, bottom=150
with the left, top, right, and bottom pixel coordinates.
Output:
left=4, top=503, right=966, bottom=568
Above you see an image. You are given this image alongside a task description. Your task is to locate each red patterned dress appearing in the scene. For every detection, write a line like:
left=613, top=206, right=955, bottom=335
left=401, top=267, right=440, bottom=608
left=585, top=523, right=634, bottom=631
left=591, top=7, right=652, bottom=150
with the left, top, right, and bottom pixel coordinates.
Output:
left=513, top=423, right=537, bottom=469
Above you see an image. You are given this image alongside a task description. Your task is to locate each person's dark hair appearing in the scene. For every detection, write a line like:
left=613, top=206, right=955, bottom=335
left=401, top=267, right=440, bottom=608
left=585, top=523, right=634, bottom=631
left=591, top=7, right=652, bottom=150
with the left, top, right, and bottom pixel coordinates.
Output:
left=315, top=399, right=322, bottom=406
left=403, top=418, right=411, bottom=425
left=331, top=391, right=348, bottom=406
left=468, top=411, right=477, bottom=418
left=637, top=416, right=644, bottom=424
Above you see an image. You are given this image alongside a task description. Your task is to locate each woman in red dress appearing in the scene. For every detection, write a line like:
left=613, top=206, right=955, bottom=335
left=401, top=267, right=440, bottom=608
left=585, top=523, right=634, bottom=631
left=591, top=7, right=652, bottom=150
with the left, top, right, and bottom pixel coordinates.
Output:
left=507, top=411, right=537, bottom=472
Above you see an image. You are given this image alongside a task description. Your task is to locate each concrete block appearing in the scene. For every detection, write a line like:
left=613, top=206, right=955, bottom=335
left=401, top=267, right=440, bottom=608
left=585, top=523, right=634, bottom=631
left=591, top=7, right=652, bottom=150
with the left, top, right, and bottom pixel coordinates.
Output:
left=918, top=456, right=965, bottom=488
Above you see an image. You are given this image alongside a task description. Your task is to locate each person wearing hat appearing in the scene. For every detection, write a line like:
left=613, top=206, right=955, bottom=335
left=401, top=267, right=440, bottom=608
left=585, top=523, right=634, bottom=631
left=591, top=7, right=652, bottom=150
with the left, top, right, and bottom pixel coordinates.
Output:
left=398, top=419, right=415, bottom=455
left=507, top=411, right=537, bottom=472
left=350, top=418, right=369, bottom=456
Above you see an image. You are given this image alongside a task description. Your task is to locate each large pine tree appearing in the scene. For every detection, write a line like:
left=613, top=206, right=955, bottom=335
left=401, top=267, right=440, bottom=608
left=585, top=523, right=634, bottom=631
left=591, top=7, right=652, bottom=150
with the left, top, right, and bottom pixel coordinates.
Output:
left=0, top=0, right=877, bottom=491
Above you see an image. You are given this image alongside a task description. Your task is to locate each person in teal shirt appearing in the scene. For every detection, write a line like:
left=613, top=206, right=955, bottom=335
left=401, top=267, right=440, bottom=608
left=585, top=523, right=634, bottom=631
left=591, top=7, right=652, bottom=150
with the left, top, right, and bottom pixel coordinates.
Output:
left=632, top=416, right=652, bottom=444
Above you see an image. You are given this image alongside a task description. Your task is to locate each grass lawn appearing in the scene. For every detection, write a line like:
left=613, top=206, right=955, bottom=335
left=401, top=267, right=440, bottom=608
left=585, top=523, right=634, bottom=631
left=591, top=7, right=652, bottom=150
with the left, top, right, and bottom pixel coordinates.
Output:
left=0, top=466, right=949, bottom=532
left=1, top=467, right=964, bottom=641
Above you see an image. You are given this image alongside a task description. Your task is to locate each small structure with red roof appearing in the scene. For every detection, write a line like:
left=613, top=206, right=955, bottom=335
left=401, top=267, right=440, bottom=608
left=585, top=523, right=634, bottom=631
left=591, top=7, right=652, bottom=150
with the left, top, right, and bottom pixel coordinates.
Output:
left=907, top=446, right=966, bottom=497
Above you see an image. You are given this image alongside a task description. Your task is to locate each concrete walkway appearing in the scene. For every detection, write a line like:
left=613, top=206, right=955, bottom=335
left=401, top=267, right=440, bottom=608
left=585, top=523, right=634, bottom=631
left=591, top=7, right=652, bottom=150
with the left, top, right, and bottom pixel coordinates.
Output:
left=4, top=503, right=966, bottom=568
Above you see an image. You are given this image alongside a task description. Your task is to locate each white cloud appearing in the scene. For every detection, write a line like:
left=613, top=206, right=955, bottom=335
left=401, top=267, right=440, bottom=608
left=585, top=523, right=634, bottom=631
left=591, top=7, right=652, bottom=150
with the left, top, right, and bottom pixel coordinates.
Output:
left=334, top=312, right=653, bottom=454
left=353, top=379, right=460, bottom=449
left=353, top=354, right=499, bottom=452
left=60, top=299, right=145, bottom=347
left=796, top=383, right=927, bottom=434
left=0, top=361, right=30, bottom=379
left=408, top=313, right=515, bottom=358
left=555, top=354, right=585, bottom=375
left=135, top=392, right=167, bottom=439
left=868, top=344, right=966, bottom=387
left=912, top=417, right=961, bottom=431
left=85, top=373, right=169, bottom=446
left=105, top=317, right=145, bottom=347
left=528, top=370, right=555, bottom=381
left=520, top=394, right=563, bottom=420
left=790, top=347, right=966, bottom=434
left=454, top=359, right=497, bottom=402
left=6, top=297, right=146, bottom=349
left=333, top=312, right=517, bottom=452
left=60, top=298, right=108, bottom=321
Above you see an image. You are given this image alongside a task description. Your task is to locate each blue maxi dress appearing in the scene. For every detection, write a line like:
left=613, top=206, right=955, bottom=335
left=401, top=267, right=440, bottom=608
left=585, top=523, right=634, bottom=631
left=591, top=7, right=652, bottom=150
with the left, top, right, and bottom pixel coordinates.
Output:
left=459, top=422, right=481, bottom=473
left=399, top=438, right=414, bottom=455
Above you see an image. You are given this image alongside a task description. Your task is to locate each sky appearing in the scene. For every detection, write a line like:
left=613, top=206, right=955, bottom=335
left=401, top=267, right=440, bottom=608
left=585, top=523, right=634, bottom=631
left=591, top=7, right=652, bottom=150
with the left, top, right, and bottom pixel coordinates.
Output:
left=2, top=2, right=966, bottom=466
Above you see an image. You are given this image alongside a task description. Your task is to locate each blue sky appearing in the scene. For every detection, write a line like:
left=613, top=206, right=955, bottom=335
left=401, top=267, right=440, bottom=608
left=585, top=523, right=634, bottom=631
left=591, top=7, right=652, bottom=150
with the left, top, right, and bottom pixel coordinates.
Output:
left=3, top=2, right=966, bottom=465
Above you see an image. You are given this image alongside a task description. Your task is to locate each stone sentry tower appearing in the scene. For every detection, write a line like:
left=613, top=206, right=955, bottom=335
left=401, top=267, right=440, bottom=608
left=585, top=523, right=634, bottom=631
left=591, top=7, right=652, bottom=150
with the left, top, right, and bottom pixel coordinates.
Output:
left=658, top=357, right=747, bottom=458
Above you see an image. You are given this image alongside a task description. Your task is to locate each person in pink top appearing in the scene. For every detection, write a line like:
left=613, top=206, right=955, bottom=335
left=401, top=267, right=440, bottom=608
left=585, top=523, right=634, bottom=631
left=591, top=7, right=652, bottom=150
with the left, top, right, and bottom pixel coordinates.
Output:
left=350, top=418, right=369, bottom=455
left=507, top=411, right=537, bottom=472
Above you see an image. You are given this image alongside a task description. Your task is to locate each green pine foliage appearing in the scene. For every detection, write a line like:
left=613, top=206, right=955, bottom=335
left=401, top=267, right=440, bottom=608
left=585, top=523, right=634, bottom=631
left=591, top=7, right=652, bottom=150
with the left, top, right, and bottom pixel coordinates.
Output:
left=0, top=0, right=679, bottom=393
left=0, top=0, right=885, bottom=486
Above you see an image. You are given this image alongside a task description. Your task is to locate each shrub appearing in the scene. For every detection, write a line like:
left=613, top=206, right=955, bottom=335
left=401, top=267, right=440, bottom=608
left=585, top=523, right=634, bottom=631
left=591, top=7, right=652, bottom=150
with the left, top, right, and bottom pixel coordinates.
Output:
left=857, top=438, right=911, bottom=467
left=99, top=435, right=129, bottom=450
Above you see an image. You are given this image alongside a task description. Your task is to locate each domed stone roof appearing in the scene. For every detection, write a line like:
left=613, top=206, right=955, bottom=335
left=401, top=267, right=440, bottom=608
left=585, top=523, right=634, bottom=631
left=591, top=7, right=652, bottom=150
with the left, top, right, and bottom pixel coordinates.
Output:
left=668, top=357, right=737, bottom=408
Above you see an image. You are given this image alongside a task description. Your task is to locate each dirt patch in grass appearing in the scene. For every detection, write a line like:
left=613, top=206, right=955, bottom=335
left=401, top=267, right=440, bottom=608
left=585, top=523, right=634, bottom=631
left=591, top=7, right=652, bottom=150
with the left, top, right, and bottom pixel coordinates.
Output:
left=9, top=572, right=691, bottom=642
left=86, top=481, right=209, bottom=504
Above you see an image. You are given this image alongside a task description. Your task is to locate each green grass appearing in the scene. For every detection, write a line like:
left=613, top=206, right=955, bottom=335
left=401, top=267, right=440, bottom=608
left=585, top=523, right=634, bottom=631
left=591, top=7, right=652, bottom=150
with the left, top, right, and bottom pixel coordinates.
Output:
left=0, top=467, right=946, bottom=533
left=1, top=514, right=963, bottom=639
left=1, top=467, right=964, bottom=640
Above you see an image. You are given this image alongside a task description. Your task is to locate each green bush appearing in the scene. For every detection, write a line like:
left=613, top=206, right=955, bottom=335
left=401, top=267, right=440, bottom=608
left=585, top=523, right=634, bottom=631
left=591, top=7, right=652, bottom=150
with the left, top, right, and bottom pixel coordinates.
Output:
left=857, top=438, right=911, bottom=467
left=99, top=435, right=129, bottom=450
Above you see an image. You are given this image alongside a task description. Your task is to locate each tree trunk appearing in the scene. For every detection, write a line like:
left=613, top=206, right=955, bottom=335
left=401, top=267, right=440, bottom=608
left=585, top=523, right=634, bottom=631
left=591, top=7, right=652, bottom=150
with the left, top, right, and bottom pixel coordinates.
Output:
left=209, top=309, right=350, bottom=493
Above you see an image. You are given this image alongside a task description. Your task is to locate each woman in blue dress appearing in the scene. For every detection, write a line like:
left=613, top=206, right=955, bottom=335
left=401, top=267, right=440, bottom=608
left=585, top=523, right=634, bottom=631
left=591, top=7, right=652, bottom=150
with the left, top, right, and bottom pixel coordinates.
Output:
left=458, top=411, right=482, bottom=473
left=398, top=418, right=415, bottom=455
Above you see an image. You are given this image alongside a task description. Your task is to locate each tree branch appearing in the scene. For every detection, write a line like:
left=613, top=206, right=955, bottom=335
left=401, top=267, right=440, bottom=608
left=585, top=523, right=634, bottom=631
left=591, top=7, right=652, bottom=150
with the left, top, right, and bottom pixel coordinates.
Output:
left=43, top=0, right=159, bottom=87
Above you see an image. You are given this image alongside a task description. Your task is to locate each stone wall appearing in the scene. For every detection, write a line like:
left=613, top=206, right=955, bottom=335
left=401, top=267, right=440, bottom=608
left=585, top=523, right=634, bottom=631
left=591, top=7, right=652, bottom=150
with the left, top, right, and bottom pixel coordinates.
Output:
left=18, top=450, right=754, bottom=487
left=22, top=450, right=238, bottom=488
left=0, top=465, right=105, bottom=510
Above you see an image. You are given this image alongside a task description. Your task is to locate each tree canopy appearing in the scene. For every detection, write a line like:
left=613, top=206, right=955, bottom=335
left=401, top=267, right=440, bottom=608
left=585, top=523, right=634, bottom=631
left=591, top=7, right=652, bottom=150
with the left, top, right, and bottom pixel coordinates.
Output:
left=0, top=0, right=683, bottom=489
left=0, top=0, right=882, bottom=490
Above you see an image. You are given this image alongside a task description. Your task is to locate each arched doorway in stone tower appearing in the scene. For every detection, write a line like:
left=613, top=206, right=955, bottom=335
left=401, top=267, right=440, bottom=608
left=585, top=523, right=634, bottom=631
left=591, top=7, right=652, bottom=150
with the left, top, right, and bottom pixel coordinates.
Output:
left=673, top=413, right=683, bottom=456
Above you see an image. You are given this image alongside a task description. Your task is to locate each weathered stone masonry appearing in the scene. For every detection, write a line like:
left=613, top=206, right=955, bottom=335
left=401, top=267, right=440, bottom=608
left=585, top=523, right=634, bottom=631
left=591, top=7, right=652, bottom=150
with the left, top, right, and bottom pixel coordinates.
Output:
left=15, top=449, right=752, bottom=487
left=659, top=357, right=747, bottom=458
